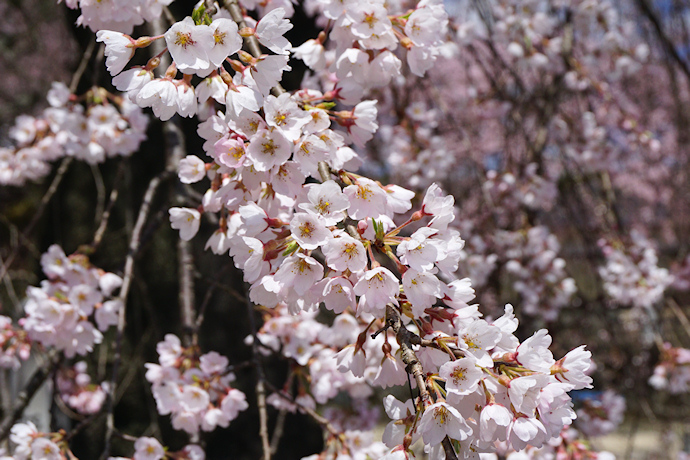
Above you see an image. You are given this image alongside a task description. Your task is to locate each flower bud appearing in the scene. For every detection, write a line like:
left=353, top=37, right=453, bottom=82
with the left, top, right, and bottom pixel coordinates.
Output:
left=382, top=341, right=392, bottom=356
left=239, top=27, right=255, bottom=38
left=134, top=36, right=154, bottom=48
left=146, top=56, right=161, bottom=70
left=164, top=63, right=178, bottom=79
left=238, top=50, right=254, bottom=64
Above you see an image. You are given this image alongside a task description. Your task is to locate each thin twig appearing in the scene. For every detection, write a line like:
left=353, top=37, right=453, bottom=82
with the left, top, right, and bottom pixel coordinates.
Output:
left=269, top=408, right=288, bottom=455
left=159, top=116, right=197, bottom=348
left=63, top=410, right=106, bottom=443
left=69, top=40, right=96, bottom=93
left=91, top=164, right=106, bottom=227
left=668, top=299, right=690, bottom=341
left=623, top=412, right=639, bottom=460
left=264, top=381, right=343, bottom=440
left=245, top=287, right=271, bottom=460
left=0, top=351, right=61, bottom=442
left=0, top=253, right=22, bottom=314
left=101, top=171, right=170, bottom=460
left=178, top=238, right=196, bottom=347
left=194, top=264, right=234, bottom=336
left=0, top=157, right=73, bottom=285
left=89, top=161, right=126, bottom=251
left=636, top=0, right=690, bottom=81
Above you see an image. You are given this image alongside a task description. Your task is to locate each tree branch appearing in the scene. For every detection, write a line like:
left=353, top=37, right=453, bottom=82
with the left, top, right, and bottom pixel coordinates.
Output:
left=0, top=351, right=61, bottom=442
left=222, top=0, right=286, bottom=96
left=245, top=287, right=271, bottom=460
left=636, top=0, right=690, bottom=81
left=264, top=381, right=343, bottom=440
left=0, top=157, right=72, bottom=285
left=101, top=170, right=170, bottom=459
left=383, top=305, right=459, bottom=460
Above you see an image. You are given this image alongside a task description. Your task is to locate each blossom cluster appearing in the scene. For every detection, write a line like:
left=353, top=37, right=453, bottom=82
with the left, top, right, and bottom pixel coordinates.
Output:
left=648, top=343, right=690, bottom=394
left=253, top=296, right=595, bottom=458
left=372, top=306, right=594, bottom=457
left=96, top=0, right=449, bottom=125
left=105, top=3, right=604, bottom=457
left=109, top=437, right=204, bottom=460
left=495, top=428, right=616, bottom=460
left=0, top=82, right=148, bottom=186
left=294, top=0, right=450, bottom=92
left=6, top=422, right=70, bottom=460
left=0, top=0, right=624, bottom=458
left=497, top=226, right=576, bottom=321
left=56, top=361, right=108, bottom=415
left=598, top=232, right=674, bottom=310
left=144, top=334, right=249, bottom=435
left=63, top=0, right=172, bottom=33
left=575, top=390, right=626, bottom=438
left=19, top=245, right=123, bottom=358
left=0, top=316, right=30, bottom=370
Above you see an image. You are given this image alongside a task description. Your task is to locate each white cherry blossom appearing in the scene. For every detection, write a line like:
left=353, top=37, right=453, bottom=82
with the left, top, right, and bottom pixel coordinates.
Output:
left=354, top=267, right=399, bottom=316
left=273, top=254, right=324, bottom=296
left=299, top=180, right=350, bottom=225
left=255, top=7, right=293, bottom=54
left=246, top=127, right=292, bottom=171
left=96, top=30, right=134, bottom=76
left=208, top=18, right=242, bottom=67
left=417, top=402, right=472, bottom=446
left=439, top=357, right=483, bottom=396
left=164, top=17, right=215, bottom=75
left=169, top=207, right=201, bottom=241
left=290, top=212, right=332, bottom=250
left=322, top=234, right=367, bottom=273
left=178, top=155, right=206, bottom=184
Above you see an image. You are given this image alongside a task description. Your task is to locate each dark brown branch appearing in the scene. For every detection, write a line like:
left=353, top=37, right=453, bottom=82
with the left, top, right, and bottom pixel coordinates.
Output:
left=384, top=305, right=459, bottom=460
left=636, top=0, right=690, bottom=81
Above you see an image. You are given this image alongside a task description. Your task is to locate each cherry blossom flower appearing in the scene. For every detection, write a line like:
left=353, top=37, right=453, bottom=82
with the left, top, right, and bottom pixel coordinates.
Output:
left=299, top=181, right=351, bottom=225
left=169, top=207, right=201, bottom=241
left=134, top=437, right=166, bottom=460
left=96, top=30, right=134, bottom=76
left=439, top=357, right=483, bottom=396
left=344, top=178, right=388, bottom=220
left=320, top=277, right=357, bottom=313
left=354, top=267, right=399, bottom=316
left=417, top=402, right=472, bottom=445
left=290, top=212, right=332, bottom=250
left=322, top=234, right=367, bottom=273
left=164, top=17, right=215, bottom=76
left=348, top=100, right=379, bottom=147
left=136, top=78, right=178, bottom=121
left=272, top=254, right=324, bottom=296
left=178, top=155, right=207, bottom=184
left=208, top=18, right=242, bottom=67
left=246, top=127, right=292, bottom=171
left=255, top=8, right=293, bottom=54
left=263, top=93, right=310, bottom=141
